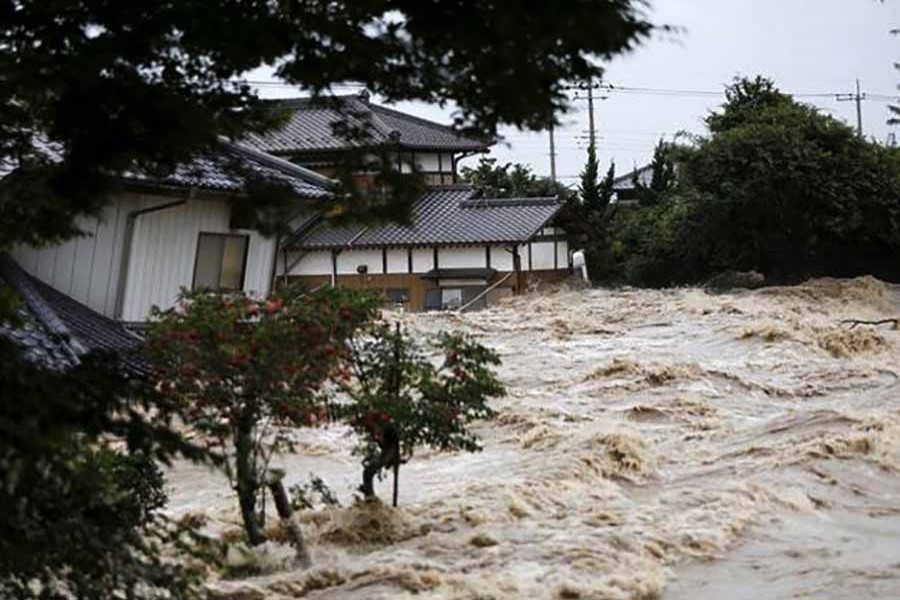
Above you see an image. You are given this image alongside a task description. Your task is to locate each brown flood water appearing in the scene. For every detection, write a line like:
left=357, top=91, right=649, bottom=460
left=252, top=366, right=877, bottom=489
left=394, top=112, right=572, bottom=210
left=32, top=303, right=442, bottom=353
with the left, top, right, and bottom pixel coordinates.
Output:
left=168, top=277, right=900, bottom=599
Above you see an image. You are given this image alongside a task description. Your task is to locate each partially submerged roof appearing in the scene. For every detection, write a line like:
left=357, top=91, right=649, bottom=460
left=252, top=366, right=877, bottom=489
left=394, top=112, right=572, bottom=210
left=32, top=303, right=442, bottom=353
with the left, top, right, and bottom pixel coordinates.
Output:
left=121, top=140, right=333, bottom=199
left=242, top=92, right=489, bottom=155
left=0, top=256, right=146, bottom=375
left=289, top=186, right=563, bottom=250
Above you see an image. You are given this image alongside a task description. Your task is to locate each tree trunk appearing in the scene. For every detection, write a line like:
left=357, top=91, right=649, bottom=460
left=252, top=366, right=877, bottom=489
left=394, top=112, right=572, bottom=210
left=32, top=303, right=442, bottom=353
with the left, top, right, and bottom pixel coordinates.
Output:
left=235, top=407, right=266, bottom=546
left=392, top=460, right=400, bottom=508
left=360, top=424, right=400, bottom=501
left=267, top=470, right=311, bottom=567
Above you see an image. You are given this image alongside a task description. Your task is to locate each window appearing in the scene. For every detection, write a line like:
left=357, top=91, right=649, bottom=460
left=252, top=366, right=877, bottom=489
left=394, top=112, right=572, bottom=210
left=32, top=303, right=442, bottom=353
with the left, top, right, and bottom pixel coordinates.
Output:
left=441, top=288, right=463, bottom=310
left=385, top=288, right=409, bottom=305
left=193, top=233, right=249, bottom=291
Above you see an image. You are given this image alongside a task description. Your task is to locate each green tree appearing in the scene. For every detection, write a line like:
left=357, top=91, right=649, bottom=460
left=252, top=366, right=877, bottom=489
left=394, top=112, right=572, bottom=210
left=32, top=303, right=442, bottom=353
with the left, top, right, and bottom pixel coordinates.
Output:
left=0, top=2, right=656, bottom=589
left=0, top=342, right=209, bottom=599
left=634, top=139, right=675, bottom=206
left=1, top=1, right=655, bottom=257
left=146, top=285, right=378, bottom=547
left=341, top=323, right=504, bottom=505
left=599, top=161, right=616, bottom=210
left=705, top=76, right=794, bottom=134
left=610, top=76, right=900, bottom=286
left=461, top=157, right=572, bottom=199
left=579, top=142, right=601, bottom=208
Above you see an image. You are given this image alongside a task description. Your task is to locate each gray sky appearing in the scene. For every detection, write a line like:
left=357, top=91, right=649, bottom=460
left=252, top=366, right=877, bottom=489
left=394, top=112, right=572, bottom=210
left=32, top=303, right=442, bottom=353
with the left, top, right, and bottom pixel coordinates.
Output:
left=253, top=0, right=899, bottom=187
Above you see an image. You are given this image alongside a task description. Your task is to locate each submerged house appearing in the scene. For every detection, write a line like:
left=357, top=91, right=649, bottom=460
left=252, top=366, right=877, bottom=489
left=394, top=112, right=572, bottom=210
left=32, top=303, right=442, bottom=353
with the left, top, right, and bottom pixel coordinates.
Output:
left=4, top=93, right=571, bottom=331
left=248, top=91, right=573, bottom=311
left=5, top=140, right=330, bottom=330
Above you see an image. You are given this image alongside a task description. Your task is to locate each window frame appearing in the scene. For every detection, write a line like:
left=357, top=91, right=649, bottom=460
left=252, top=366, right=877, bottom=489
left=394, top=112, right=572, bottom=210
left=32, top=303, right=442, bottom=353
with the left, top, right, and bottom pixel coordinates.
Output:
left=191, top=232, right=250, bottom=292
left=384, top=288, right=410, bottom=305
left=440, top=287, right=464, bottom=310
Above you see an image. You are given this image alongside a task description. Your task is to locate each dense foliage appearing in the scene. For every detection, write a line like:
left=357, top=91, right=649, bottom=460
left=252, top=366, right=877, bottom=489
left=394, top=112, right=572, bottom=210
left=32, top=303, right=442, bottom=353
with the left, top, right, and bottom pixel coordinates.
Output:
left=0, top=341, right=207, bottom=599
left=0, top=0, right=655, bottom=259
left=460, top=157, right=572, bottom=199
left=146, top=285, right=378, bottom=545
left=1, top=1, right=653, bottom=592
left=341, top=323, right=504, bottom=504
left=585, top=77, right=900, bottom=286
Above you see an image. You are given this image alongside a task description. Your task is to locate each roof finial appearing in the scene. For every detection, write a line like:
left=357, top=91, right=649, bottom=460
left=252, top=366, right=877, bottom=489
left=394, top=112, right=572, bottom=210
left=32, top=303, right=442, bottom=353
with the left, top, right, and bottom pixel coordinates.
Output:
left=357, top=89, right=370, bottom=103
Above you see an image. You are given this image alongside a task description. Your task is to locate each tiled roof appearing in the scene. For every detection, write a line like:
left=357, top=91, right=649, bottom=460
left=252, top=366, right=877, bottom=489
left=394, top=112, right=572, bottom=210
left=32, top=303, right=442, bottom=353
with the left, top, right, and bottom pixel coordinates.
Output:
left=369, top=104, right=487, bottom=151
left=3, top=139, right=333, bottom=200
left=242, top=94, right=488, bottom=155
left=612, top=164, right=653, bottom=190
left=0, top=304, right=79, bottom=371
left=422, top=268, right=497, bottom=280
left=0, top=256, right=147, bottom=376
left=122, top=140, right=333, bottom=199
left=292, top=187, right=563, bottom=249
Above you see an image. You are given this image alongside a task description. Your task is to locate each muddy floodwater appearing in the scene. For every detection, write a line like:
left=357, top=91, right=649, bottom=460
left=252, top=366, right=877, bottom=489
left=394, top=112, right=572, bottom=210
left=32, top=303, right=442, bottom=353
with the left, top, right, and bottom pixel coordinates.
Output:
left=168, top=277, right=900, bottom=599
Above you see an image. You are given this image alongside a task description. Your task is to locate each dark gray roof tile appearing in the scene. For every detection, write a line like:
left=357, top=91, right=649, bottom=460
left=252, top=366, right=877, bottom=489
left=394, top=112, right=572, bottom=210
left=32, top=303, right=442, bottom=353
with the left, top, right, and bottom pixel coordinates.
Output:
left=0, top=256, right=146, bottom=376
left=123, top=142, right=332, bottom=199
left=243, top=94, right=488, bottom=155
left=293, top=187, right=562, bottom=249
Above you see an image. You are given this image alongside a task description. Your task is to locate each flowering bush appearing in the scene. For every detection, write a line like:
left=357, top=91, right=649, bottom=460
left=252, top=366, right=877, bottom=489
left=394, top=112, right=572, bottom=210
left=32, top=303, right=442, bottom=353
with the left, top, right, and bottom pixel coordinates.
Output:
left=146, top=284, right=378, bottom=545
left=341, top=323, right=505, bottom=504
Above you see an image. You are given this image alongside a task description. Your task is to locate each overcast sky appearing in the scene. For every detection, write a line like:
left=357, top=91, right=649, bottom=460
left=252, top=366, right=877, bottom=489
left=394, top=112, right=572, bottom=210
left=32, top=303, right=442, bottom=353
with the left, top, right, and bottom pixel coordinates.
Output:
left=253, top=0, right=899, bottom=187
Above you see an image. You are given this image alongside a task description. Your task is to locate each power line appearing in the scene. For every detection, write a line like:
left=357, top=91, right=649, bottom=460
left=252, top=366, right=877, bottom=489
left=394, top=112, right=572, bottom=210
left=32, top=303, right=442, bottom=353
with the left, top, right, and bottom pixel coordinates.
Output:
left=240, top=78, right=897, bottom=101
left=548, top=122, right=557, bottom=183
left=836, top=79, right=868, bottom=137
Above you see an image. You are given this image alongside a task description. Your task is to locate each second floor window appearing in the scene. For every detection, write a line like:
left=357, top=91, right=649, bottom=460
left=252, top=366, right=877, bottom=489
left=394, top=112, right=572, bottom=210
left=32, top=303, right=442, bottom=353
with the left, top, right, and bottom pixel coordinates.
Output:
left=193, top=233, right=249, bottom=291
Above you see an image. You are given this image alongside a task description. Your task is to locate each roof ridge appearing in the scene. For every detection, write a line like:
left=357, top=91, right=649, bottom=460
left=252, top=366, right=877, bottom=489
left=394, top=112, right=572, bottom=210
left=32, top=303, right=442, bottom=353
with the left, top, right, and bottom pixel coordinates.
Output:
left=344, top=97, right=398, bottom=142
left=0, top=255, right=86, bottom=359
left=461, top=196, right=561, bottom=208
left=369, top=103, right=486, bottom=141
left=266, top=94, right=360, bottom=108
left=218, top=138, right=337, bottom=189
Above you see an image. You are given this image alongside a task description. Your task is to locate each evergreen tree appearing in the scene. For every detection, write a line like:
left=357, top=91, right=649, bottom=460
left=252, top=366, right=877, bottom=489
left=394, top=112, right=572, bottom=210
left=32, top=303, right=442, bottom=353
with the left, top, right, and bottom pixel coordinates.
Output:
left=579, top=142, right=601, bottom=209
left=636, top=140, right=675, bottom=206
left=599, top=161, right=617, bottom=213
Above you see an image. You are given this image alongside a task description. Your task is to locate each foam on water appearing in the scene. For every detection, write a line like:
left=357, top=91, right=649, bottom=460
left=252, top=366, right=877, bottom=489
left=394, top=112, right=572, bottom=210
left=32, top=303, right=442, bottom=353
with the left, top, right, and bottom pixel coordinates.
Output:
left=169, top=277, right=900, bottom=599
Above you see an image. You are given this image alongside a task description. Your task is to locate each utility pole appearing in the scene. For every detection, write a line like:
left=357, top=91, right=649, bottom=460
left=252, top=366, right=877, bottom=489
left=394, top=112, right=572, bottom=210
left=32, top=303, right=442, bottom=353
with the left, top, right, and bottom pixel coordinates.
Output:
left=836, top=79, right=868, bottom=138
left=587, top=82, right=596, bottom=148
left=566, top=79, right=607, bottom=148
left=548, top=122, right=557, bottom=183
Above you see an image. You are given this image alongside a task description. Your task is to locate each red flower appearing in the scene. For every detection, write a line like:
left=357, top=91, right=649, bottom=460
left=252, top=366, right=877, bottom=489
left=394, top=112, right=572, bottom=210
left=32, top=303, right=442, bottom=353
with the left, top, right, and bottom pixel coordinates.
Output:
left=265, top=298, right=285, bottom=314
left=226, top=354, right=247, bottom=368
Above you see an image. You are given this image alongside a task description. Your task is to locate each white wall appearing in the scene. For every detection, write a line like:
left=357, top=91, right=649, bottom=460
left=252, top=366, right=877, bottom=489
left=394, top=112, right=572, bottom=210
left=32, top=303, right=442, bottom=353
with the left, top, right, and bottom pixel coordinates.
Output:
left=530, top=241, right=556, bottom=270
left=557, top=239, right=570, bottom=269
left=386, top=248, right=408, bottom=274
left=438, top=246, right=486, bottom=269
left=120, top=197, right=277, bottom=322
left=412, top=247, right=434, bottom=273
left=336, top=249, right=382, bottom=275
left=12, top=192, right=278, bottom=322
left=284, top=242, right=572, bottom=278
left=414, top=153, right=441, bottom=172
left=490, top=245, right=514, bottom=272
left=283, top=250, right=331, bottom=276
left=11, top=194, right=141, bottom=317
